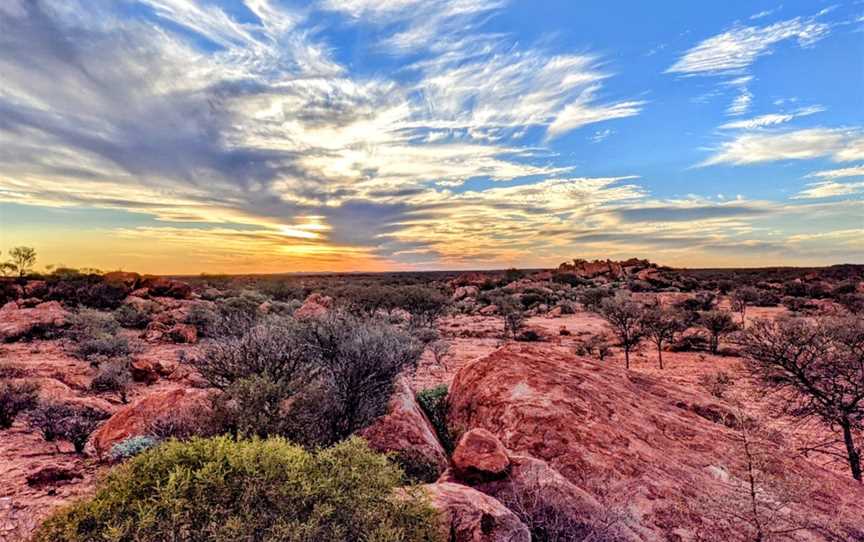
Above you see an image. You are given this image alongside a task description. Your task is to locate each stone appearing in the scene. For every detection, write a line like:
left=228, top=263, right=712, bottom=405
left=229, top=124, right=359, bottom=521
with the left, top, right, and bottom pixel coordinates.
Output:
left=0, top=301, right=69, bottom=342
left=89, top=388, right=210, bottom=457
left=142, top=277, right=192, bottom=299
left=293, top=293, right=333, bottom=320
left=361, top=376, right=448, bottom=478
left=451, top=428, right=510, bottom=483
left=423, top=482, right=530, bottom=542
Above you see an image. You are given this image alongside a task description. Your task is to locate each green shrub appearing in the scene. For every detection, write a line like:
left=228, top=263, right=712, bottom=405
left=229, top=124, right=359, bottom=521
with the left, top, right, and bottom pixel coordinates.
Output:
left=90, top=360, right=131, bottom=403
left=113, top=303, right=156, bottom=328
left=110, top=435, right=157, bottom=461
left=0, top=380, right=39, bottom=428
left=34, top=437, right=442, bottom=542
left=68, top=309, right=130, bottom=362
left=415, top=385, right=454, bottom=454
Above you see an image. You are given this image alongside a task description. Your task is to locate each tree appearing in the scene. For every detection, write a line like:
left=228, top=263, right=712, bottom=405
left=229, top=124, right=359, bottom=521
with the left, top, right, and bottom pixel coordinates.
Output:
left=491, top=293, right=525, bottom=338
left=730, top=287, right=760, bottom=326
left=8, top=246, right=36, bottom=277
left=598, top=293, right=644, bottom=369
left=739, top=316, right=864, bottom=482
left=641, top=304, right=687, bottom=369
left=699, top=310, right=738, bottom=355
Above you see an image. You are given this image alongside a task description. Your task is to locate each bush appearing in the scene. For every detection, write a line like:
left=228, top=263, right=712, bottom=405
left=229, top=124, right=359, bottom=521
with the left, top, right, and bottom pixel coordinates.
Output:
left=33, top=437, right=441, bottom=542
left=28, top=402, right=108, bottom=453
left=578, top=287, right=612, bottom=311
left=699, top=371, right=734, bottom=399
left=109, top=435, right=157, bottom=461
left=395, top=285, right=449, bottom=329
left=113, top=303, right=156, bottom=329
left=194, top=313, right=423, bottom=447
left=90, top=360, right=131, bottom=403
left=0, top=380, right=39, bottom=428
left=186, top=303, right=220, bottom=337
left=68, top=309, right=130, bottom=362
left=516, top=329, right=541, bottom=342
left=416, top=385, right=454, bottom=454
left=146, top=402, right=219, bottom=441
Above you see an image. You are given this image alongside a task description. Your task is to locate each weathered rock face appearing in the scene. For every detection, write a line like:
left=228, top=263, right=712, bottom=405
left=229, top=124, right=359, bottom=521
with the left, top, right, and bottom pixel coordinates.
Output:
left=451, top=428, right=510, bottom=483
left=142, top=277, right=192, bottom=299
left=88, top=388, right=209, bottom=457
left=423, top=482, right=530, bottom=542
left=361, top=377, right=448, bottom=477
left=452, top=285, right=480, bottom=302
left=293, top=293, right=333, bottom=320
left=447, top=343, right=864, bottom=539
left=102, top=271, right=141, bottom=292
left=0, top=301, right=69, bottom=342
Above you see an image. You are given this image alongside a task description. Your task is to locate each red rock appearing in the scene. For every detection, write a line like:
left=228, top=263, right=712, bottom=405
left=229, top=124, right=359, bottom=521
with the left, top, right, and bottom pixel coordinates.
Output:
left=0, top=301, right=69, bottom=342
left=451, top=428, right=510, bottom=483
left=89, top=388, right=209, bottom=457
left=361, top=377, right=448, bottom=476
left=447, top=343, right=864, bottom=538
left=452, top=285, right=480, bottom=301
left=293, top=293, right=333, bottom=320
left=423, top=482, right=530, bottom=542
left=130, top=359, right=159, bottom=384
left=166, top=323, right=197, bottom=344
left=26, top=465, right=82, bottom=488
left=103, top=271, right=141, bottom=291
left=547, top=306, right=563, bottom=318
left=479, top=304, right=497, bottom=316
left=23, top=280, right=48, bottom=298
left=142, top=277, right=192, bottom=299
left=140, top=321, right=169, bottom=343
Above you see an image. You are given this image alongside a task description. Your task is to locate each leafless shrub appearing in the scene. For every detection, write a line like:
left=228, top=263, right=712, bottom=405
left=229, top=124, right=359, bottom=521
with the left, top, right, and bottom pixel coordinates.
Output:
left=0, top=380, right=39, bottom=428
left=698, top=371, right=734, bottom=399
left=90, top=360, right=132, bottom=403
left=597, top=293, right=644, bottom=369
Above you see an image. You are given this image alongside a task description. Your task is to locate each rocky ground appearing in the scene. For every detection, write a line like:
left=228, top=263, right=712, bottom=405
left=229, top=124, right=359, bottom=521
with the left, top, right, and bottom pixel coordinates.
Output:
left=1, top=263, right=863, bottom=541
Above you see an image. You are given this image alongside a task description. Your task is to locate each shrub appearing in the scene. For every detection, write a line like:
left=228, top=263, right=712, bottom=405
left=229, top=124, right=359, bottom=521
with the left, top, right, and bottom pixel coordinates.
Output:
left=146, top=402, right=219, bottom=441
left=578, top=287, right=612, bottom=311
left=0, top=380, right=39, bottom=428
left=68, top=309, right=129, bottom=362
left=395, top=285, right=449, bottom=329
left=29, top=402, right=108, bottom=453
left=516, top=329, right=541, bottom=342
left=113, top=303, right=156, bottom=329
left=416, top=385, right=454, bottom=453
left=699, top=310, right=738, bottom=355
left=79, top=281, right=128, bottom=310
left=294, top=314, right=423, bottom=446
left=109, top=435, right=157, bottom=461
left=33, top=437, right=442, bottom=542
left=195, top=313, right=422, bottom=447
left=90, top=360, right=131, bottom=403
left=573, top=333, right=613, bottom=361
left=186, top=303, right=220, bottom=337
left=699, top=371, right=734, bottom=399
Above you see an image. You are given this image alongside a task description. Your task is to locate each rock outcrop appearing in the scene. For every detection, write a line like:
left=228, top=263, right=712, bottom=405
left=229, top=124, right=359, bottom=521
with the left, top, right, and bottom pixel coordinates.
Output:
left=451, top=428, right=510, bottom=483
left=88, top=388, right=209, bottom=457
left=423, top=482, right=530, bottom=542
left=293, top=293, right=333, bottom=319
left=447, top=343, right=864, bottom=539
left=361, top=377, right=449, bottom=477
left=0, top=301, right=69, bottom=342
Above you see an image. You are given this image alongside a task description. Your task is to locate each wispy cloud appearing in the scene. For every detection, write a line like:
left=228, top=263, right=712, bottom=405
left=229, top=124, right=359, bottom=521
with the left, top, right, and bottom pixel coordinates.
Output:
left=701, top=128, right=864, bottom=166
left=667, top=14, right=831, bottom=76
left=719, top=105, right=824, bottom=129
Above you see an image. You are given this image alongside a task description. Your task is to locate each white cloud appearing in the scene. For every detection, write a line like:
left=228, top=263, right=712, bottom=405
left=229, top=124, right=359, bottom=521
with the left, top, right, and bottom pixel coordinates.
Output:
left=702, top=128, right=864, bottom=166
left=719, top=105, right=824, bottom=129
left=792, top=180, right=864, bottom=199
left=589, top=129, right=614, bottom=143
left=667, top=16, right=831, bottom=76
left=806, top=165, right=864, bottom=179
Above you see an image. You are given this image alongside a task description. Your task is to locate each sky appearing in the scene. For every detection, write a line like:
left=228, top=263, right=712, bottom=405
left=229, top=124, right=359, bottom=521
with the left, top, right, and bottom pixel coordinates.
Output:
left=0, top=0, right=862, bottom=274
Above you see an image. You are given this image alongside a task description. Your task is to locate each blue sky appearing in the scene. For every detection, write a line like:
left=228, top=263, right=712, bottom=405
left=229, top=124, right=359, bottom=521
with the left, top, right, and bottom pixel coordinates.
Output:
left=0, top=0, right=861, bottom=273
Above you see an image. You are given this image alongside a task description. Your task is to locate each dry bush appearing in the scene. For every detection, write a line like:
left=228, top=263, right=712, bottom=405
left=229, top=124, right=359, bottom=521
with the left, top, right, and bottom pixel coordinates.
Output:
left=146, top=402, right=219, bottom=441
left=90, top=360, right=132, bottom=403
left=28, top=402, right=108, bottom=453
left=698, top=371, right=734, bottom=399
left=0, top=380, right=39, bottom=428
left=67, top=309, right=130, bottom=363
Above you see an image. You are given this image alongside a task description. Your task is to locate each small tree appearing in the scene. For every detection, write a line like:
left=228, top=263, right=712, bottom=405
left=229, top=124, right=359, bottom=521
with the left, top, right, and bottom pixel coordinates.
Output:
left=491, top=293, right=525, bottom=338
left=699, top=310, right=738, bottom=355
left=598, top=293, right=644, bottom=369
left=739, top=316, right=864, bottom=481
left=730, top=287, right=760, bottom=326
left=641, top=304, right=687, bottom=369
left=8, top=246, right=36, bottom=278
